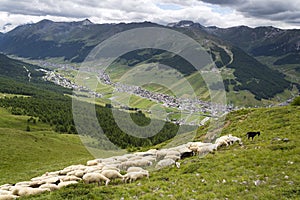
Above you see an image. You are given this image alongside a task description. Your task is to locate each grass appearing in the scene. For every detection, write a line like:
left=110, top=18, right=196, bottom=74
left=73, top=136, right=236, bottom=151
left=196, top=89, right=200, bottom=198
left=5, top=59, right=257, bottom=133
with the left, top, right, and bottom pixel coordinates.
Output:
left=0, top=93, right=30, bottom=99
left=0, top=108, right=93, bottom=185
left=15, top=105, right=300, bottom=199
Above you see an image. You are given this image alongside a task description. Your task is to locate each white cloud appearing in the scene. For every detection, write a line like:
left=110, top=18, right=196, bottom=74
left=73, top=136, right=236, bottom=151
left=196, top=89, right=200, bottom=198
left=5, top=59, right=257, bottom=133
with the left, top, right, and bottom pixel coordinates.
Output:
left=0, top=0, right=299, bottom=33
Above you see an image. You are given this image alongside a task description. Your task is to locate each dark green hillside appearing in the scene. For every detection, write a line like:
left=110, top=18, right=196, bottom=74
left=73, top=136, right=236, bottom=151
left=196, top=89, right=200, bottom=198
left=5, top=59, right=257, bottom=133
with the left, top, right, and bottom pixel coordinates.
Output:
left=0, top=54, right=44, bottom=81
left=0, top=94, right=183, bottom=149
left=274, top=53, right=300, bottom=65
left=228, top=47, right=290, bottom=100
left=19, top=105, right=300, bottom=199
left=0, top=54, right=71, bottom=96
left=207, top=26, right=300, bottom=57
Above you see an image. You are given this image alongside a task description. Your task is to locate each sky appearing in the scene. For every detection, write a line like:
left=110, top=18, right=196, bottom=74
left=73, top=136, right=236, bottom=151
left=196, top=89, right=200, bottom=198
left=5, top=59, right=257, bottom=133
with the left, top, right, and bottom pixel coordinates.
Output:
left=0, top=0, right=300, bottom=32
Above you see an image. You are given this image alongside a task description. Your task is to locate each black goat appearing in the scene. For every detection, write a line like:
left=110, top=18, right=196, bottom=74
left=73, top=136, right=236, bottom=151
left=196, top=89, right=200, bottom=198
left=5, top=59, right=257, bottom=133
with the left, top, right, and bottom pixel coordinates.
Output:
left=246, top=131, right=260, bottom=140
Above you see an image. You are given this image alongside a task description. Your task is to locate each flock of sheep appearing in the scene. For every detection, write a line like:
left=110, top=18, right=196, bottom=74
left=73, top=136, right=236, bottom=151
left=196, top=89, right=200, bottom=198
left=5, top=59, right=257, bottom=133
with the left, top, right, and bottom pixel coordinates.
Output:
left=0, top=134, right=243, bottom=200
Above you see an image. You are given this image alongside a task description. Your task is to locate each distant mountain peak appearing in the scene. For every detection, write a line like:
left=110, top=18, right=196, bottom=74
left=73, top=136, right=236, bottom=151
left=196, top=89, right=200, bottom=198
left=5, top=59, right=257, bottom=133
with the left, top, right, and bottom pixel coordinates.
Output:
left=80, top=19, right=93, bottom=26
left=167, top=20, right=204, bottom=29
left=37, top=19, right=54, bottom=24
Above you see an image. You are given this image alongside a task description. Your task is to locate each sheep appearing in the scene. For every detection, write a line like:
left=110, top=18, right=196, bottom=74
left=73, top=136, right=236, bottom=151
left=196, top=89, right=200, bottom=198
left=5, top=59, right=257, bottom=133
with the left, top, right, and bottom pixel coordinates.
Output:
left=0, top=190, right=11, bottom=196
left=134, top=159, right=152, bottom=168
left=14, top=181, right=31, bottom=187
left=98, top=158, right=117, bottom=164
left=128, top=156, right=144, bottom=161
left=82, top=173, right=110, bottom=186
left=196, top=144, right=218, bottom=156
left=67, top=169, right=85, bottom=178
left=124, top=171, right=149, bottom=183
left=64, top=164, right=87, bottom=171
left=142, top=156, right=156, bottom=162
left=164, top=155, right=180, bottom=161
left=60, top=175, right=81, bottom=182
left=215, top=136, right=230, bottom=148
left=127, top=167, right=148, bottom=173
left=39, top=183, right=59, bottom=191
left=121, top=159, right=151, bottom=170
left=36, top=176, right=60, bottom=185
left=0, top=185, right=12, bottom=191
left=101, top=166, right=121, bottom=172
left=155, top=158, right=175, bottom=169
left=186, top=142, right=211, bottom=148
left=156, top=150, right=168, bottom=160
left=114, top=156, right=128, bottom=162
left=187, top=142, right=214, bottom=154
left=84, top=165, right=103, bottom=174
left=42, top=171, right=60, bottom=177
left=227, top=135, right=243, bottom=145
left=173, top=145, right=193, bottom=156
left=100, top=170, right=124, bottom=182
left=87, top=159, right=99, bottom=166
left=57, top=181, right=78, bottom=189
left=12, top=186, right=50, bottom=197
left=120, top=161, right=136, bottom=170
left=0, top=194, right=18, bottom=200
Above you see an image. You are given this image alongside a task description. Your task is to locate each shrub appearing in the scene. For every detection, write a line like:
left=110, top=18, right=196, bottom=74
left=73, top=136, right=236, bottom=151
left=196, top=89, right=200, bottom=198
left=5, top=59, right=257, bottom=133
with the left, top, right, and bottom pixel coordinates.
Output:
left=291, top=96, right=300, bottom=106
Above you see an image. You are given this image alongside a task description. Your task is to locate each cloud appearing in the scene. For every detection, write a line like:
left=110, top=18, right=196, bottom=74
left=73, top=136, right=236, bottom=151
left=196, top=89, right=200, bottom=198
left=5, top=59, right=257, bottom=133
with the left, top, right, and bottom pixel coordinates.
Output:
left=198, top=0, right=300, bottom=24
left=0, top=0, right=299, bottom=33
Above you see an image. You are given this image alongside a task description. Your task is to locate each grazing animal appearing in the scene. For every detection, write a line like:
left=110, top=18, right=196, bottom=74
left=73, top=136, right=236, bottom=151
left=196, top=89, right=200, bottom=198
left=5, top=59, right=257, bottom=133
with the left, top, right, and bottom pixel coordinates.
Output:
left=82, top=173, right=110, bottom=186
left=124, top=171, right=149, bottom=183
left=246, top=131, right=260, bottom=140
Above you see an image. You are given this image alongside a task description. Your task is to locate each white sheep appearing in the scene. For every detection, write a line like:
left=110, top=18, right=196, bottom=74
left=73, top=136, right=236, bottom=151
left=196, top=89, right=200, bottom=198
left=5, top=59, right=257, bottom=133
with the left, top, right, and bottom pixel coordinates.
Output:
left=57, top=181, right=78, bottom=189
left=67, top=169, right=85, bottom=178
left=134, top=159, right=152, bottom=168
left=215, top=136, right=230, bottom=147
left=126, top=167, right=147, bottom=173
left=14, top=181, right=32, bottom=188
left=0, top=185, right=12, bottom=191
left=83, top=166, right=102, bottom=174
left=143, top=156, right=156, bottom=162
left=186, top=142, right=210, bottom=148
left=164, top=155, right=180, bottom=161
left=32, top=176, right=60, bottom=186
left=82, top=172, right=110, bottom=186
left=60, top=175, right=81, bottom=182
left=12, top=186, right=50, bottom=197
left=101, top=166, right=121, bottom=172
left=39, top=183, right=59, bottom=191
left=196, top=143, right=218, bottom=156
left=156, top=150, right=168, bottom=160
left=87, top=159, right=99, bottom=166
left=124, top=171, right=149, bottom=183
left=100, top=170, right=124, bottom=181
left=120, top=161, right=136, bottom=170
left=155, top=158, right=175, bottom=169
left=227, top=135, right=243, bottom=145
left=0, top=194, right=18, bottom=200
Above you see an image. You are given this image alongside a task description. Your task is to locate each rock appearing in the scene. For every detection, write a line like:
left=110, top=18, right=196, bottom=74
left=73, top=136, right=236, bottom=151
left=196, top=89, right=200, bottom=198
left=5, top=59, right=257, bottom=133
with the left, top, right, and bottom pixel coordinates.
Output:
left=283, top=138, right=289, bottom=142
left=254, top=180, right=261, bottom=186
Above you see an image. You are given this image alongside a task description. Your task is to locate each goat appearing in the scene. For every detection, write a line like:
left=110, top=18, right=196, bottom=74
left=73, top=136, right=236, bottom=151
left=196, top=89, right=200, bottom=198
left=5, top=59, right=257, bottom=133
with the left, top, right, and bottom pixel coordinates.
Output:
left=246, top=131, right=260, bottom=140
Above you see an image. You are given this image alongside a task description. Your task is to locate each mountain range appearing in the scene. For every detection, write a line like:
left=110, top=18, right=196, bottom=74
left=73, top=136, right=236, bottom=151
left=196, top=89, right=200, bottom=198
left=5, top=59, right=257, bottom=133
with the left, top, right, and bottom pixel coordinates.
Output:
left=0, top=19, right=299, bottom=104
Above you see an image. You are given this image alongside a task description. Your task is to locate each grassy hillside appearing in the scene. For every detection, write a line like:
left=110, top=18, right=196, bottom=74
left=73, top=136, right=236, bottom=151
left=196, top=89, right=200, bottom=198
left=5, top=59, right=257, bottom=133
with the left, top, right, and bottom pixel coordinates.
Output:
left=16, top=105, right=300, bottom=199
left=0, top=107, right=93, bottom=185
